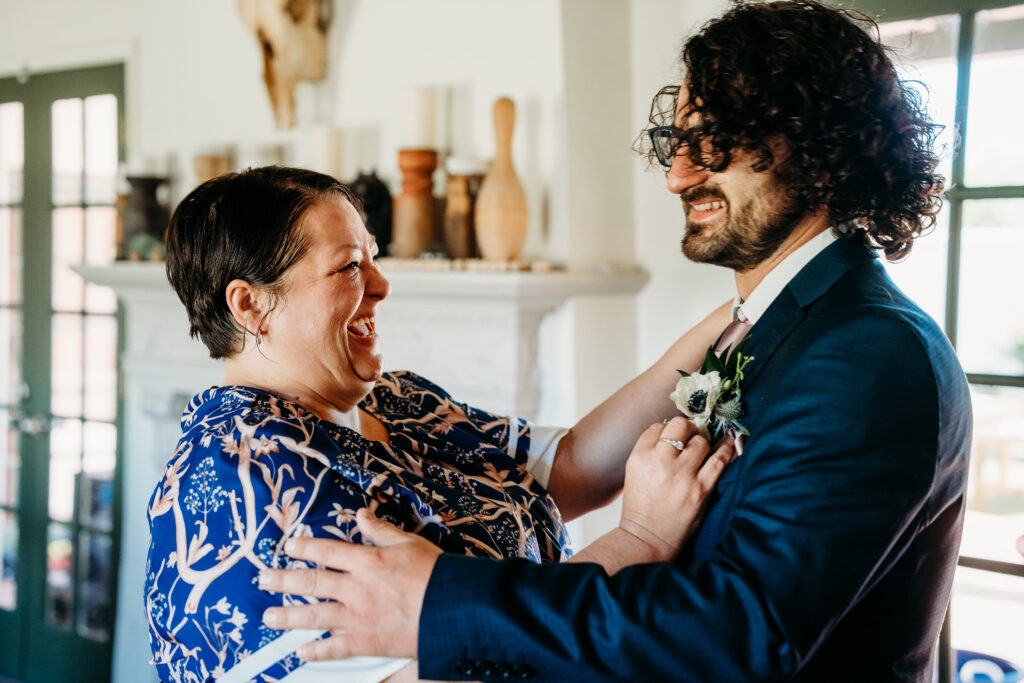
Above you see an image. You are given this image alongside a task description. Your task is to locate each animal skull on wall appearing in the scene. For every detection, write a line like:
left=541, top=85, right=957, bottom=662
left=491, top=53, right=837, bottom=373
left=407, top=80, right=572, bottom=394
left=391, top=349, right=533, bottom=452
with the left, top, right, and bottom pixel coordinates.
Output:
left=237, top=0, right=332, bottom=129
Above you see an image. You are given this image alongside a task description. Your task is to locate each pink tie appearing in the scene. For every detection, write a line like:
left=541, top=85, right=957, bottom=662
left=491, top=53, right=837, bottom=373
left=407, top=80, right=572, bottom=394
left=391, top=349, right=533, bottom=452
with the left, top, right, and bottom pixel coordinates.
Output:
left=713, top=318, right=753, bottom=456
left=714, top=319, right=753, bottom=357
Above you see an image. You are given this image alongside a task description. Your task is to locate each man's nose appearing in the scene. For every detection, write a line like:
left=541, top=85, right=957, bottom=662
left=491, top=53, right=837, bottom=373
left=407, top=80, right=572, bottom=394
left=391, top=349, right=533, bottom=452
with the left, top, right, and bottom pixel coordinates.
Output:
left=666, top=149, right=709, bottom=195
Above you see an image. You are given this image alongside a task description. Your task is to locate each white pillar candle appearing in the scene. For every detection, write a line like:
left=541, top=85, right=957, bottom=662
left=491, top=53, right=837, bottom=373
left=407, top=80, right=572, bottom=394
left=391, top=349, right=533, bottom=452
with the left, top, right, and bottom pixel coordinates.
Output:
left=434, top=86, right=451, bottom=155
left=401, top=86, right=436, bottom=149
left=296, top=124, right=342, bottom=179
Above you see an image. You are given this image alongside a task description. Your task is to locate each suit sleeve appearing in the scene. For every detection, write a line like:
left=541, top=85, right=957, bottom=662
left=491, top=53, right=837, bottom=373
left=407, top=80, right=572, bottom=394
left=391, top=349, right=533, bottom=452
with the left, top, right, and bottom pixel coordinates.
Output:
left=416, top=314, right=945, bottom=681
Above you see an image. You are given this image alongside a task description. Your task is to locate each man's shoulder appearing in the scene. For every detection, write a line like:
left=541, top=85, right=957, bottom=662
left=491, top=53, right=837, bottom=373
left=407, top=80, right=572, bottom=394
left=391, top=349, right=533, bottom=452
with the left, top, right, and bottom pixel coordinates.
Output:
left=770, top=263, right=969, bottom=423
left=809, top=259, right=957, bottom=369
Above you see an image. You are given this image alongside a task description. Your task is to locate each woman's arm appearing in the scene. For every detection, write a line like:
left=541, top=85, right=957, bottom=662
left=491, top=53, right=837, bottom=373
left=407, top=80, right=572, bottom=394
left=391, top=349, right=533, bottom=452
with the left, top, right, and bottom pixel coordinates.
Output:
left=546, top=301, right=732, bottom=520
left=567, top=417, right=735, bottom=573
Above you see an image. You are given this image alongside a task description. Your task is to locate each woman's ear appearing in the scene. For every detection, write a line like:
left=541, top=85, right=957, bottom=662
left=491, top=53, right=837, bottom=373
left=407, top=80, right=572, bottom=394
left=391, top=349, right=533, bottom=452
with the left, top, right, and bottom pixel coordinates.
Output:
left=224, top=279, right=267, bottom=336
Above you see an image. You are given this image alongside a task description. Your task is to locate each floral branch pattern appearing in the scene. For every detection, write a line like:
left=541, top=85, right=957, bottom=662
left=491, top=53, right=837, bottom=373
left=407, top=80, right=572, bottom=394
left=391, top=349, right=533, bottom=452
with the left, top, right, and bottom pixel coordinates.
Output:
left=146, top=371, right=570, bottom=682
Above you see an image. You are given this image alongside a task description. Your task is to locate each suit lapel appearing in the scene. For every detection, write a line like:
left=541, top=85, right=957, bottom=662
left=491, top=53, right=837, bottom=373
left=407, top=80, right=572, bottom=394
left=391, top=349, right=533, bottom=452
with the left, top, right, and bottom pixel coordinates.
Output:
left=740, top=237, right=878, bottom=389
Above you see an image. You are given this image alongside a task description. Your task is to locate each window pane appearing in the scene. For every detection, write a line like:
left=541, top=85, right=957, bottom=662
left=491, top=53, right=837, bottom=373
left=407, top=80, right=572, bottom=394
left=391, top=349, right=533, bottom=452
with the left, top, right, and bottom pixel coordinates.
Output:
left=883, top=207, right=949, bottom=332
left=81, top=421, right=114, bottom=530
left=0, top=207, right=21, bottom=306
left=0, top=308, right=21, bottom=406
left=84, top=95, right=118, bottom=205
left=949, top=567, right=1024, bottom=668
left=52, top=207, right=84, bottom=313
left=965, top=5, right=1024, bottom=187
left=0, top=411, right=18, bottom=507
left=77, top=531, right=111, bottom=640
left=83, top=316, right=116, bottom=422
left=0, top=508, right=16, bottom=610
left=879, top=14, right=959, bottom=182
left=46, top=522, right=73, bottom=629
left=84, top=207, right=117, bottom=314
left=0, top=101, right=23, bottom=204
left=48, top=418, right=81, bottom=523
left=51, top=313, right=83, bottom=417
left=957, top=199, right=1024, bottom=375
left=958, top=383, right=1024, bottom=667
left=964, top=384, right=1024, bottom=560
left=51, top=98, right=83, bottom=206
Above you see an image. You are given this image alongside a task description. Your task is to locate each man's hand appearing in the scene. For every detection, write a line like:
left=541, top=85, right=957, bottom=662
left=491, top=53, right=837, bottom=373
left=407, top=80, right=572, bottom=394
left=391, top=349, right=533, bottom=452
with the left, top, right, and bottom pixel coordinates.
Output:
left=259, top=508, right=442, bottom=661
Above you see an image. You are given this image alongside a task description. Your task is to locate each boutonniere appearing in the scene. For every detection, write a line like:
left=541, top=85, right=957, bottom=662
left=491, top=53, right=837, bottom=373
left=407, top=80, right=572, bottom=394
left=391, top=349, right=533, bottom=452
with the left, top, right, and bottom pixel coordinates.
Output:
left=670, top=337, right=754, bottom=441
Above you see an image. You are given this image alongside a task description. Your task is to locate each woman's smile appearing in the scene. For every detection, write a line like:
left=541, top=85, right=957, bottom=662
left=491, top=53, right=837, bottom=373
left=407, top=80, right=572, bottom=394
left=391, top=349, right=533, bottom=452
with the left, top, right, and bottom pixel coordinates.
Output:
left=346, top=316, right=377, bottom=339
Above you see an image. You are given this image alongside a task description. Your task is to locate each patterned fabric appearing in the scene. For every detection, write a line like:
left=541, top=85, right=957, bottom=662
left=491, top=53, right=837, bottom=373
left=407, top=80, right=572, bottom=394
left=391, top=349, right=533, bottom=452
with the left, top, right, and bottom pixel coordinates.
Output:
left=146, top=371, right=571, bottom=683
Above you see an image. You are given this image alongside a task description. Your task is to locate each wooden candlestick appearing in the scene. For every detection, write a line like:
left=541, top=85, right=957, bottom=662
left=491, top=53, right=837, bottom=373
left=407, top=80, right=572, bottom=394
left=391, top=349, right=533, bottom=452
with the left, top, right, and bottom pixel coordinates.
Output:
left=474, top=97, right=528, bottom=261
left=444, top=172, right=483, bottom=259
left=391, top=149, right=439, bottom=257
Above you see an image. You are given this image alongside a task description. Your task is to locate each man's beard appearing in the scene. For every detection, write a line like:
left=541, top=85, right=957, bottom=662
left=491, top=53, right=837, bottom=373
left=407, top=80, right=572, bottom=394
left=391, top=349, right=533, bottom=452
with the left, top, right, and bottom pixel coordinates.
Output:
left=681, top=182, right=805, bottom=271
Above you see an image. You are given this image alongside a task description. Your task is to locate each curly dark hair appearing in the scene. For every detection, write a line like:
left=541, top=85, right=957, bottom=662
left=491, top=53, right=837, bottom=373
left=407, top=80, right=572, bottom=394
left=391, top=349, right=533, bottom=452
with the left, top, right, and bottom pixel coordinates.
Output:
left=165, top=166, right=359, bottom=359
left=643, top=0, right=945, bottom=261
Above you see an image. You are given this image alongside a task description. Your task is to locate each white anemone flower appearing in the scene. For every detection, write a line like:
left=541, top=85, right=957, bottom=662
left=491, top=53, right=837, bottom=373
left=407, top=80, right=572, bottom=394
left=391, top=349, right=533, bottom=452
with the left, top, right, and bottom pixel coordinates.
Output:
left=669, top=371, right=722, bottom=438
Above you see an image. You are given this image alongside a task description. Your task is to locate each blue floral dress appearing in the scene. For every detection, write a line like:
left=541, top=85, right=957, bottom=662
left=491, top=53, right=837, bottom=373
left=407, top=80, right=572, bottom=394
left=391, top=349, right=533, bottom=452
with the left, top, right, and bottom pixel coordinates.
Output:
left=145, top=371, right=571, bottom=683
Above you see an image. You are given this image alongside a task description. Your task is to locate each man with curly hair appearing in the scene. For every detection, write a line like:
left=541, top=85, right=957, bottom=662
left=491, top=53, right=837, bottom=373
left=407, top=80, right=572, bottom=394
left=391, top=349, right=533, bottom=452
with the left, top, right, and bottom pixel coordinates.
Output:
left=257, top=2, right=972, bottom=680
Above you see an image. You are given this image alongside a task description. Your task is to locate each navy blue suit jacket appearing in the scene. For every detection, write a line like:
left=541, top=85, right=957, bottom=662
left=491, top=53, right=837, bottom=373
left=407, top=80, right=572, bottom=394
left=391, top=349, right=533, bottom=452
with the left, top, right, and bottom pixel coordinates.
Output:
left=418, top=238, right=972, bottom=682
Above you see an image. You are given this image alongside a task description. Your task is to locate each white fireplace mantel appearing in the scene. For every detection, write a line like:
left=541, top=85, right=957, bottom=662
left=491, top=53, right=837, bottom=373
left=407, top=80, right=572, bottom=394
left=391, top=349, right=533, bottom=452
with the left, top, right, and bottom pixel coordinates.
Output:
left=75, top=261, right=650, bottom=422
left=75, top=261, right=649, bottom=310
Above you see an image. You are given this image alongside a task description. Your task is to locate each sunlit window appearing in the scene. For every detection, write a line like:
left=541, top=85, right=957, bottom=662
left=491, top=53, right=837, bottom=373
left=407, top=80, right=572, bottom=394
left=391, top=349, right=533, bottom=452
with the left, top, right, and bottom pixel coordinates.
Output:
left=875, top=1, right=1024, bottom=673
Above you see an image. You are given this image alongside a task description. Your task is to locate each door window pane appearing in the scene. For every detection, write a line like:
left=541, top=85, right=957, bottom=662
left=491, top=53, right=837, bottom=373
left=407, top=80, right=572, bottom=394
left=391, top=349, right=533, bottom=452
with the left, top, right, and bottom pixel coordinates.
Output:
left=48, top=419, right=81, bottom=523
left=52, top=98, right=83, bottom=206
left=956, top=199, right=1024, bottom=376
left=83, top=317, right=117, bottom=422
left=77, top=531, right=111, bottom=640
left=879, top=14, right=959, bottom=182
left=0, top=207, right=20, bottom=306
left=0, top=411, right=18, bottom=507
left=51, top=313, right=84, bottom=418
left=84, top=95, right=117, bottom=205
left=84, top=207, right=117, bottom=314
left=0, top=101, right=23, bottom=204
left=0, top=308, right=20, bottom=406
left=883, top=207, right=949, bottom=331
left=52, top=207, right=84, bottom=313
left=81, top=421, right=114, bottom=530
left=0, top=509, right=16, bottom=610
left=965, top=5, right=1024, bottom=187
left=46, top=522, right=74, bottom=629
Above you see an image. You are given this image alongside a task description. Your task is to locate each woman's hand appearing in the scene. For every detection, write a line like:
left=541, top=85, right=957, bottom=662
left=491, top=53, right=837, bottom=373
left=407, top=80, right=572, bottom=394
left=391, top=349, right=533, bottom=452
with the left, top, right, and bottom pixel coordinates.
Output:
left=619, top=417, right=736, bottom=559
left=545, top=300, right=734, bottom=521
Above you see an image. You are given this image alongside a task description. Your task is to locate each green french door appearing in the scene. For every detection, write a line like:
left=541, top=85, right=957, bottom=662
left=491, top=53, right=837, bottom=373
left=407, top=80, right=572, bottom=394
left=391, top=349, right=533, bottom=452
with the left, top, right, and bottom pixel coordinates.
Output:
left=0, top=64, right=124, bottom=682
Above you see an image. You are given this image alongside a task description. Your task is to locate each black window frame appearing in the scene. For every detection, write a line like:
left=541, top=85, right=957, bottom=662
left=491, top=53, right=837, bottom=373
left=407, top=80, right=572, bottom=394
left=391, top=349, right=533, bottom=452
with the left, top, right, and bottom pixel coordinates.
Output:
left=844, top=0, right=1024, bottom=680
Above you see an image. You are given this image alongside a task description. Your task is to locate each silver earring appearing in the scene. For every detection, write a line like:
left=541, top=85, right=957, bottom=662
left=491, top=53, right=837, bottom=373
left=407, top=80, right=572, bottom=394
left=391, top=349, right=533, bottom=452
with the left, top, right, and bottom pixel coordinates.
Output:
left=255, top=328, right=263, bottom=346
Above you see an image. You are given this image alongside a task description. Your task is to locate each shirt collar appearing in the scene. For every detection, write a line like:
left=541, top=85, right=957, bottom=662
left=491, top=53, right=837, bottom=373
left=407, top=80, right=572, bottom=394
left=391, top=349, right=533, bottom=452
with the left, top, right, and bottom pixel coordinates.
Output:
left=732, top=229, right=838, bottom=324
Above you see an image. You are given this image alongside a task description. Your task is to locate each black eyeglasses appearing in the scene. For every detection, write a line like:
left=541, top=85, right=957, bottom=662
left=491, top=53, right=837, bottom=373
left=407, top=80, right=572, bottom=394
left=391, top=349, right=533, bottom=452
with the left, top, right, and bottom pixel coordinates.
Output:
left=648, top=126, right=687, bottom=168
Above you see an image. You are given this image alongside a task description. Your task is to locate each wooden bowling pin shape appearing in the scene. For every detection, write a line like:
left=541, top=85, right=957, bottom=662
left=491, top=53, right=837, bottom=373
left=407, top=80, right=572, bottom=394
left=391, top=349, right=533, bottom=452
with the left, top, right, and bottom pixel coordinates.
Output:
left=475, top=97, right=528, bottom=261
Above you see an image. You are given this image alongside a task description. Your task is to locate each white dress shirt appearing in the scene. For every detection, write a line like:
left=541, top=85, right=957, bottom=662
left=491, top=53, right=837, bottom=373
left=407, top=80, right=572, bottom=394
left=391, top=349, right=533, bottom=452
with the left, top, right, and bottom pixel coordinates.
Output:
left=731, top=229, right=838, bottom=324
